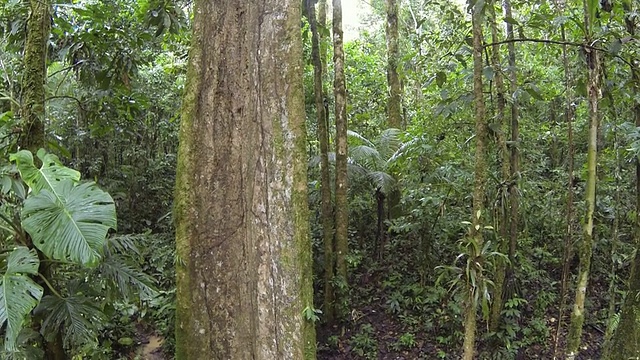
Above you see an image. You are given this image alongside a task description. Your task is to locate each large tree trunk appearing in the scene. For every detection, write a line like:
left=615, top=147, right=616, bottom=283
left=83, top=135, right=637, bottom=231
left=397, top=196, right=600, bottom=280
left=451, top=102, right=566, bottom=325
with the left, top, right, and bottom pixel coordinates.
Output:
left=333, top=0, right=349, bottom=305
left=566, top=3, right=600, bottom=357
left=307, top=0, right=335, bottom=324
left=462, top=2, right=488, bottom=359
left=20, top=0, right=49, bottom=153
left=174, top=1, right=316, bottom=358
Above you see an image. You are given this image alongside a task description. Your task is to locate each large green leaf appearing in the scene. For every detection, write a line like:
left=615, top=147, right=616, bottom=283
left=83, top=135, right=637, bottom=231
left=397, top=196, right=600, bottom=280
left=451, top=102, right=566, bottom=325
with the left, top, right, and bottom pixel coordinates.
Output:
left=22, top=180, right=117, bottom=267
left=0, top=247, right=43, bottom=352
left=10, top=149, right=80, bottom=196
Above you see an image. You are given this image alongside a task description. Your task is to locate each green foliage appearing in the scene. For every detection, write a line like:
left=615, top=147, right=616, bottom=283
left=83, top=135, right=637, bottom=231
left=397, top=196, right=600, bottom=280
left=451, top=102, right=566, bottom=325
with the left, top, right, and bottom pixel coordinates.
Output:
left=350, top=323, right=378, bottom=359
left=12, top=149, right=116, bottom=267
left=0, top=247, right=42, bottom=352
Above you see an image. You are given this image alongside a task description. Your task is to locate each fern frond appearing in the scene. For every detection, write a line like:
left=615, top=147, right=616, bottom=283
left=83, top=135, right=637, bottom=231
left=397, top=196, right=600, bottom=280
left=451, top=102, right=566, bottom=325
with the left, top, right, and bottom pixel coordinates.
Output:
left=37, top=295, right=105, bottom=348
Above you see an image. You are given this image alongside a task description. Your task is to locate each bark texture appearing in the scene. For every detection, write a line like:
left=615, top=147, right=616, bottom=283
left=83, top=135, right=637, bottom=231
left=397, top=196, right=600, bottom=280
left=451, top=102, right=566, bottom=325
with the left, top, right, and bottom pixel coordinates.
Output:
left=566, top=9, right=600, bottom=356
left=307, top=0, right=335, bottom=323
left=333, top=0, right=349, bottom=296
left=20, top=0, right=49, bottom=153
left=174, top=1, right=316, bottom=358
left=463, top=3, right=487, bottom=359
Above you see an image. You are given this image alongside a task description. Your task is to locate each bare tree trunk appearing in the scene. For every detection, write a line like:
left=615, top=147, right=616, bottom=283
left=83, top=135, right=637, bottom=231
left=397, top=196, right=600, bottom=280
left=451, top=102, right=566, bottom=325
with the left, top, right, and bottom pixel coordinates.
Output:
left=462, top=2, right=488, bottom=359
left=307, top=0, right=335, bottom=324
left=566, top=2, right=600, bottom=357
left=503, top=0, right=519, bottom=303
left=333, top=0, right=349, bottom=308
left=552, top=8, right=576, bottom=358
left=174, top=1, right=316, bottom=358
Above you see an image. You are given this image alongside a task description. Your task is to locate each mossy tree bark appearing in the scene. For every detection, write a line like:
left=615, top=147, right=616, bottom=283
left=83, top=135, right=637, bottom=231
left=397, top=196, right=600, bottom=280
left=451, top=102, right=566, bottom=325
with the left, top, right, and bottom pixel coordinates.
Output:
left=307, top=0, right=335, bottom=324
left=22, top=2, right=65, bottom=359
left=333, top=0, right=349, bottom=310
left=566, top=2, right=600, bottom=357
left=20, top=0, right=49, bottom=153
left=174, top=1, right=316, bottom=358
left=462, top=2, right=488, bottom=359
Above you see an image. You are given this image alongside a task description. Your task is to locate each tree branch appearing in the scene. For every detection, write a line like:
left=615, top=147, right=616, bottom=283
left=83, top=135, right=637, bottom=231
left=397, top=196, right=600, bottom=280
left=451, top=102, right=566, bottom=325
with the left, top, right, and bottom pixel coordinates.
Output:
left=483, top=37, right=634, bottom=67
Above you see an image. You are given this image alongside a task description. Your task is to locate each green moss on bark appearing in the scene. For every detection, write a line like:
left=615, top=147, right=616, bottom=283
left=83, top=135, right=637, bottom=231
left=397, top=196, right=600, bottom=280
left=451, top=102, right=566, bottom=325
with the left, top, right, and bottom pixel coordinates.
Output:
left=20, top=0, right=49, bottom=152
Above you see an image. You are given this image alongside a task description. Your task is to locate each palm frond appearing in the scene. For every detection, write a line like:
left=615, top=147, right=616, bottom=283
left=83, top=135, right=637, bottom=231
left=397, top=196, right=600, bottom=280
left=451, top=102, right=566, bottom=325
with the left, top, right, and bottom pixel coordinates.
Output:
left=96, top=256, right=157, bottom=301
left=368, top=171, right=396, bottom=194
left=349, top=145, right=383, bottom=169
left=347, top=130, right=374, bottom=147
left=347, top=162, right=369, bottom=180
left=105, top=234, right=141, bottom=258
left=36, top=294, right=105, bottom=348
left=376, top=128, right=402, bottom=160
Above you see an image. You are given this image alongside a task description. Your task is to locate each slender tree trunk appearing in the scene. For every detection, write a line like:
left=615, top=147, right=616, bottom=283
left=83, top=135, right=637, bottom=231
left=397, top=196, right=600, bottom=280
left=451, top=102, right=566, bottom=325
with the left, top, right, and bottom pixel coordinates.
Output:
left=376, top=188, right=385, bottom=258
left=566, top=3, right=600, bottom=357
left=385, top=0, right=402, bottom=220
left=385, top=0, right=401, bottom=129
left=604, top=7, right=640, bottom=356
left=504, top=0, right=519, bottom=297
left=333, top=0, right=349, bottom=305
left=462, top=2, right=488, bottom=359
left=20, top=0, right=49, bottom=153
left=602, top=81, right=620, bottom=347
left=488, top=0, right=509, bottom=334
left=174, top=1, right=316, bottom=358
left=552, top=4, right=576, bottom=357
left=307, top=0, right=335, bottom=324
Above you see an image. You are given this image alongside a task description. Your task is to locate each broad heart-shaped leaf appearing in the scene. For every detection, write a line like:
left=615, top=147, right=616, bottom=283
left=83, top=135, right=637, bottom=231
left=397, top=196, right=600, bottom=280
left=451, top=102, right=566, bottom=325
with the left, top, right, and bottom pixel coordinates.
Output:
left=22, top=180, right=117, bottom=267
left=0, top=247, right=43, bottom=352
left=10, top=149, right=80, bottom=196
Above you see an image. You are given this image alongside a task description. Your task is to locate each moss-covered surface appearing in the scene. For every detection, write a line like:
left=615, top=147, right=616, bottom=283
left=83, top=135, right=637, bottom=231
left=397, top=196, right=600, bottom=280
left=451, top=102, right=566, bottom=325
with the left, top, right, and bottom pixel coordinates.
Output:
left=20, top=0, right=49, bottom=152
left=604, top=251, right=640, bottom=359
left=174, top=1, right=316, bottom=359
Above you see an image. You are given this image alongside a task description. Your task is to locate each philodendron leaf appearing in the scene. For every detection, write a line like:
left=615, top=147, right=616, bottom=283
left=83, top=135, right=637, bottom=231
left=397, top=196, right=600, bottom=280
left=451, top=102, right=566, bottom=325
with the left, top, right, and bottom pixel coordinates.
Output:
left=10, top=149, right=80, bottom=196
left=22, top=180, right=117, bottom=267
left=0, top=247, right=43, bottom=352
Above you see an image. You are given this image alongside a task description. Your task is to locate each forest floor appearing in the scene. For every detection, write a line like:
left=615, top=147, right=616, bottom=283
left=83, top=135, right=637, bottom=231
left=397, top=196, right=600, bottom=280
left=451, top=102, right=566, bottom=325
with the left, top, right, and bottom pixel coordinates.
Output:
left=315, top=247, right=607, bottom=360
left=132, top=325, right=165, bottom=360
left=316, top=302, right=604, bottom=359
